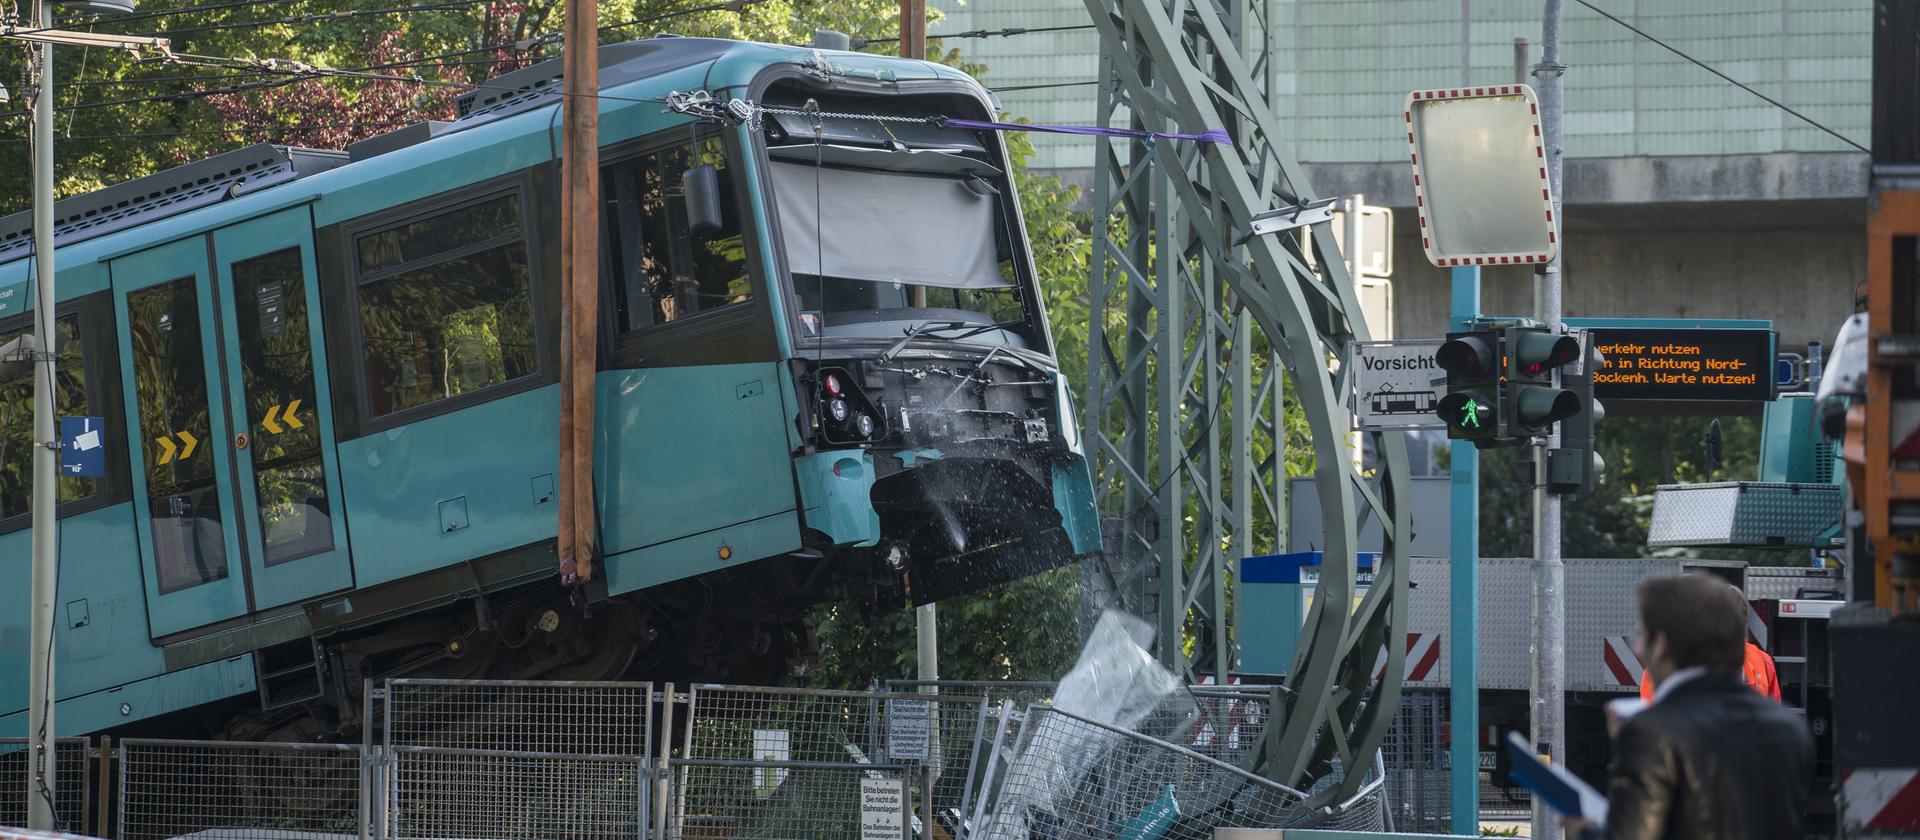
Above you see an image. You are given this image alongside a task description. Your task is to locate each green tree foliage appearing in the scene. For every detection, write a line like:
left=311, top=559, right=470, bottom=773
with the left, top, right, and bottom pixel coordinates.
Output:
left=0, top=0, right=903, bottom=213
left=1473, top=413, right=1790, bottom=564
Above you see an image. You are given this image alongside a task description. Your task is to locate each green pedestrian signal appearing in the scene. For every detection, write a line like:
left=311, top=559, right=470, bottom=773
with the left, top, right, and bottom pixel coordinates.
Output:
left=1460, top=398, right=1486, bottom=428
left=1434, top=330, right=1503, bottom=444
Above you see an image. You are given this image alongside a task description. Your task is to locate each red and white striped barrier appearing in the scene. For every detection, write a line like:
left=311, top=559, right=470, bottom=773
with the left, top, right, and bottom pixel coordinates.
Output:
left=1844, top=768, right=1920, bottom=832
left=1373, top=632, right=1442, bottom=682
left=1602, top=635, right=1644, bottom=688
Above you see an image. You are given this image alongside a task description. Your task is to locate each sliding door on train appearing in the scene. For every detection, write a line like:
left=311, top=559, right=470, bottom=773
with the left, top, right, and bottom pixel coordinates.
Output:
left=112, top=207, right=353, bottom=638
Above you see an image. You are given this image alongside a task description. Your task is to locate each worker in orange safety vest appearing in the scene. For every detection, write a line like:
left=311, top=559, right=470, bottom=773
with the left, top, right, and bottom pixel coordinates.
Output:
left=1639, top=640, right=1780, bottom=702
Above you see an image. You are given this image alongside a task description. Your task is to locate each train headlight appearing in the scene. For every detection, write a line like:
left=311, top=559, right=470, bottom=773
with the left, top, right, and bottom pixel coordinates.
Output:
left=823, top=372, right=845, bottom=397
left=854, top=413, right=876, bottom=438
left=828, top=398, right=850, bottom=423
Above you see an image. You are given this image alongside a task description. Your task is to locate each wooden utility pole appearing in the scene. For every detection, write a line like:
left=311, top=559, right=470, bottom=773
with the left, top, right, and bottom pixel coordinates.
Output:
left=557, top=0, right=600, bottom=585
left=899, top=0, right=926, bottom=59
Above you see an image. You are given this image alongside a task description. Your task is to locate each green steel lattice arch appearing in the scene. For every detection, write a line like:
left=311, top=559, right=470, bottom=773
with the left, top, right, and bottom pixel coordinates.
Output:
left=1075, top=0, right=1413, bottom=800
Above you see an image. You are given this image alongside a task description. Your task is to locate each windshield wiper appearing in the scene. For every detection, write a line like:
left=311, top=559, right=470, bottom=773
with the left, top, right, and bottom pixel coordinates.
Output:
left=877, top=320, right=967, bottom=364
left=875, top=319, right=1024, bottom=364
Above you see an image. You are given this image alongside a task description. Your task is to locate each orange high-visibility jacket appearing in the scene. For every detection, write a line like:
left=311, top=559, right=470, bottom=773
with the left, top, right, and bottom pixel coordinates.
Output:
left=1638, top=642, right=1781, bottom=702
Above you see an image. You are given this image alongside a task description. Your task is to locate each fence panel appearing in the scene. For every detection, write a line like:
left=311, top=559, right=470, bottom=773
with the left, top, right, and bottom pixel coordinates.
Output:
left=117, top=739, right=361, bottom=840
left=378, top=679, right=655, bottom=840
left=383, top=678, right=652, bottom=756
left=685, top=684, right=986, bottom=824
left=669, top=759, right=909, bottom=840
left=884, top=680, right=1058, bottom=711
left=0, top=737, right=89, bottom=833
left=1379, top=689, right=1451, bottom=832
left=386, top=746, right=645, bottom=840
left=977, top=705, right=1318, bottom=840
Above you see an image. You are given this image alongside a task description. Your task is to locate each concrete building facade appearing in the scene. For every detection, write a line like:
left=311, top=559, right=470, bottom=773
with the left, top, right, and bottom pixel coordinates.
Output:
left=930, top=0, right=1872, bottom=350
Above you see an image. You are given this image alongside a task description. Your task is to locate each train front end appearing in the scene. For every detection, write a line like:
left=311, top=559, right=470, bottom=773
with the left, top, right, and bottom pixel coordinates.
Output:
left=753, top=72, right=1101, bottom=607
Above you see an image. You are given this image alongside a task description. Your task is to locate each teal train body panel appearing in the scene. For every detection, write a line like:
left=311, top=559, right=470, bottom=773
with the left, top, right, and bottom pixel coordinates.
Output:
left=594, top=364, right=799, bottom=557
left=337, top=386, right=563, bottom=588
left=794, top=450, right=882, bottom=548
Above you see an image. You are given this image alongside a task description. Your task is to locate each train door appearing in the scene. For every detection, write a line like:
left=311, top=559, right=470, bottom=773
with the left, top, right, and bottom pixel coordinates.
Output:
left=114, top=236, right=251, bottom=636
left=209, top=208, right=353, bottom=609
left=115, top=208, right=352, bottom=637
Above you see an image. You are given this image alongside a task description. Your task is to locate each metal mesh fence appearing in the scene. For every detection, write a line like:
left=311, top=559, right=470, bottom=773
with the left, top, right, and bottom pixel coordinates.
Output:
left=0, top=737, right=89, bottom=834
left=684, top=684, right=987, bottom=820
left=976, top=705, right=1316, bottom=840
left=1380, top=689, right=1450, bottom=832
left=1313, top=788, right=1388, bottom=832
left=668, top=759, right=910, bottom=840
left=885, top=680, right=1058, bottom=711
left=117, top=739, right=362, bottom=840
left=383, top=678, right=652, bottom=756
left=386, top=746, right=646, bottom=839
left=1480, top=750, right=1532, bottom=820
left=378, top=679, right=656, bottom=840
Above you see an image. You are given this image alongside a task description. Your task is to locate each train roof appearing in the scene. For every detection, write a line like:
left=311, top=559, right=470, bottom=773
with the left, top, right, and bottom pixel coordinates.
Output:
left=0, top=35, right=976, bottom=312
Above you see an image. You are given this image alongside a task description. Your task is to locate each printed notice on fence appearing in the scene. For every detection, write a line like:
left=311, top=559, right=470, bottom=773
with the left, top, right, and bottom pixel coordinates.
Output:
left=860, top=778, right=906, bottom=840
left=886, top=698, right=933, bottom=761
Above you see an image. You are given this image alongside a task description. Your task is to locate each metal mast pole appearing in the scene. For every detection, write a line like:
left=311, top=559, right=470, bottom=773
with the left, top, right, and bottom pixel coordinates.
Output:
left=896, top=0, right=939, bottom=691
left=557, top=0, right=599, bottom=585
left=27, top=0, right=59, bottom=828
left=1532, top=0, right=1567, bottom=837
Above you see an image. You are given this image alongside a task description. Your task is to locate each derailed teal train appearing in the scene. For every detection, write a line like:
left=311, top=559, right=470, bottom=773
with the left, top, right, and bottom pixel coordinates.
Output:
left=0, top=36, right=1099, bottom=740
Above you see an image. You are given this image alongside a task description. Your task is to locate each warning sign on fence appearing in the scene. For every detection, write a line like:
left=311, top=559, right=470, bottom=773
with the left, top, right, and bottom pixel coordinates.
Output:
left=860, top=777, right=906, bottom=840
left=752, top=729, right=789, bottom=798
left=885, top=698, right=933, bottom=761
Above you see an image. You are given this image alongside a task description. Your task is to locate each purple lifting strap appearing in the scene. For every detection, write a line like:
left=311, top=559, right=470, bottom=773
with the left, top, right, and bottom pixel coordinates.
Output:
left=939, top=117, right=1232, bottom=145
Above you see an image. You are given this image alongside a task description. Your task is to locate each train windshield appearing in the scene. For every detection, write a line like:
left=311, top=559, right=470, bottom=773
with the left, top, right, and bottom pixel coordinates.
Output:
left=772, top=144, right=1029, bottom=344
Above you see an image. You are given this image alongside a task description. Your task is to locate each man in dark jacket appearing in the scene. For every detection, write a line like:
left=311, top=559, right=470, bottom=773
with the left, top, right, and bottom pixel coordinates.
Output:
left=1571, top=573, right=1814, bottom=840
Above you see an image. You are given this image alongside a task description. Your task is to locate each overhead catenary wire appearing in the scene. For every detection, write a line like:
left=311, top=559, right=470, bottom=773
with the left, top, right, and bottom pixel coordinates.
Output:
left=991, top=79, right=1099, bottom=93
left=860, top=23, right=1093, bottom=46
left=135, top=0, right=497, bottom=38
left=0, top=0, right=762, bottom=121
left=0, top=118, right=423, bottom=141
left=8, top=0, right=770, bottom=107
left=55, top=0, right=299, bottom=30
left=1571, top=0, right=1868, bottom=154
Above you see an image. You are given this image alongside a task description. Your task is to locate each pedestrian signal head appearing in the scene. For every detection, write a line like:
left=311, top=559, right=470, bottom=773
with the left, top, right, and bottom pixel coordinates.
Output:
left=1437, top=392, right=1495, bottom=432
left=1435, top=335, right=1497, bottom=379
left=1436, top=329, right=1504, bottom=444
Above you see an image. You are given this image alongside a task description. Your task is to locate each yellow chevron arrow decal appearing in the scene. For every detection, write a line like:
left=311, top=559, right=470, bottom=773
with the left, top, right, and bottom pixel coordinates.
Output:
left=262, top=403, right=283, bottom=435
left=283, top=399, right=304, bottom=430
left=155, top=435, right=177, bottom=465
left=176, top=431, right=198, bottom=460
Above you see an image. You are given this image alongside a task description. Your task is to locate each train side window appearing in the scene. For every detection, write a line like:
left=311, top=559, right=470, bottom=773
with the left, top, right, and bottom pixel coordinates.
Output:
left=601, top=136, right=750, bottom=332
left=0, top=315, right=95, bottom=524
left=353, top=193, right=537, bottom=417
left=233, top=248, right=334, bottom=564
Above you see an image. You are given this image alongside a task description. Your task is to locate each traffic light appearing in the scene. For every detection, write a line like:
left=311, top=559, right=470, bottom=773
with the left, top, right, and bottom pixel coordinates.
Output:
left=1504, top=326, right=1580, bottom=438
left=1434, top=329, right=1502, bottom=444
left=1551, top=336, right=1606, bottom=493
